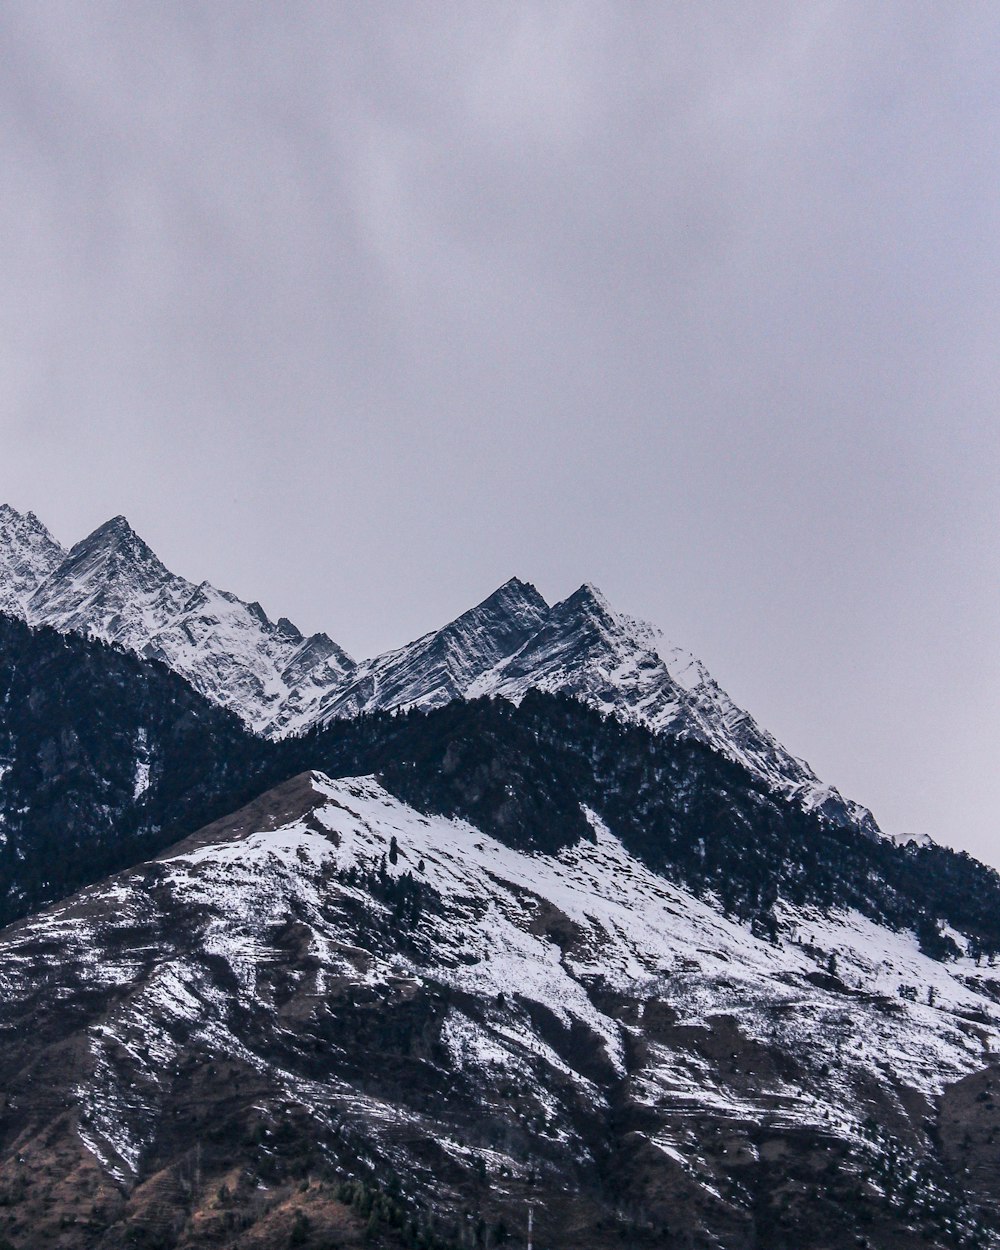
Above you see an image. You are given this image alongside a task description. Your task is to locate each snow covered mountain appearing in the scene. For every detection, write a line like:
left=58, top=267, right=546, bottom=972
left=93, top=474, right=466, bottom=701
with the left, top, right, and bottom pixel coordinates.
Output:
left=304, top=580, right=876, bottom=834
left=0, top=770, right=995, bottom=1249
left=5, top=512, right=355, bottom=733
left=0, top=505, right=873, bottom=832
left=466, top=583, right=878, bottom=832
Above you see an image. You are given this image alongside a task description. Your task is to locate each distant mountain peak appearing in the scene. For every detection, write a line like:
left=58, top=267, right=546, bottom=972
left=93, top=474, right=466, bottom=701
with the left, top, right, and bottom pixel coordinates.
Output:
left=576, top=580, right=611, bottom=604
left=0, top=505, right=66, bottom=616
left=54, top=517, right=170, bottom=593
left=2, top=511, right=355, bottom=734
left=298, top=575, right=551, bottom=729
left=472, top=575, right=549, bottom=622
left=75, top=514, right=158, bottom=558
left=558, top=581, right=613, bottom=617
left=38, top=517, right=171, bottom=613
left=0, top=502, right=61, bottom=542
left=492, top=574, right=546, bottom=600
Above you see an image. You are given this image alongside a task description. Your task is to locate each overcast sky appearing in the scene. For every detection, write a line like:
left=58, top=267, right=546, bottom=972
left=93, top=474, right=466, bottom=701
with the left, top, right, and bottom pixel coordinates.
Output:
left=1, top=2, right=998, bottom=862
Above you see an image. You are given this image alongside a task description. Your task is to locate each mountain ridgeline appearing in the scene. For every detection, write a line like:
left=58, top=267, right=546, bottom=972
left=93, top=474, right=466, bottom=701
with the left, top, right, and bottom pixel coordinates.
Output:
left=0, top=504, right=874, bottom=831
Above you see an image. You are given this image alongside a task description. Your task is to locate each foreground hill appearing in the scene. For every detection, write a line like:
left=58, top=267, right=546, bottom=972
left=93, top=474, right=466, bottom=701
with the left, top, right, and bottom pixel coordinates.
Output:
left=0, top=772, right=996, bottom=1249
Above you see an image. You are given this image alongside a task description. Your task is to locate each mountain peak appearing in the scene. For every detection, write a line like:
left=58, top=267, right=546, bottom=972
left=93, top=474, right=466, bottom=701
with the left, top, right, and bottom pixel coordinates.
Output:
left=563, top=581, right=615, bottom=618
left=0, top=503, right=59, bottom=542
left=479, top=576, right=549, bottom=618
left=497, top=574, right=542, bottom=595
left=0, top=506, right=66, bottom=616
left=41, top=516, right=171, bottom=599
left=80, top=514, right=155, bottom=556
left=13, top=508, right=358, bottom=734
left=1, top=505, right=877, bottom=843
left=26, top=515, right=172, bottom=632
left=305, top=576, right=551, bottom=727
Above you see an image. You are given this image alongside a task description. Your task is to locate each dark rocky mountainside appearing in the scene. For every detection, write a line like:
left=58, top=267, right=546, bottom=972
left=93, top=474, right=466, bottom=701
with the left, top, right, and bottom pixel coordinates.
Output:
left=0, top=772, right=998, bottom=1249
left=0, top=613, right=257, bottom=925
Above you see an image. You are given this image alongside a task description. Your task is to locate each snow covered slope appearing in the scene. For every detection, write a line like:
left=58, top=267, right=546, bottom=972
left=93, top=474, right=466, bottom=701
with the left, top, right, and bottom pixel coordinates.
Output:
left=19, top=513, right=355, bottom=733
left=0, top=504, right=65, bottom=615
left=0, top=772, right=994, bottom=1247
left=293, top=577, right=550, bottom=729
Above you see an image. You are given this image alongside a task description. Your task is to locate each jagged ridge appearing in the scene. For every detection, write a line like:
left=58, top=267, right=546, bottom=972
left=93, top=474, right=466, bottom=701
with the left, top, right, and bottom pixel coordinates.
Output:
left=0, top=504, right=873, bottom=832
left=6, top=511, right=355, bottom=733
left=0, top=504, right=65, bottom=615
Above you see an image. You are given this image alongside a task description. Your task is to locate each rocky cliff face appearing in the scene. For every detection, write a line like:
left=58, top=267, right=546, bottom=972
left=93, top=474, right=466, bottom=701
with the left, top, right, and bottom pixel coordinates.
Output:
left=0, top=771, right=995, bottom=1250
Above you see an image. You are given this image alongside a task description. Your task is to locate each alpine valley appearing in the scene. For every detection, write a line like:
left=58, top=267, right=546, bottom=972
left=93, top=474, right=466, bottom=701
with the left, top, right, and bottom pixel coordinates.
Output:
left=0, top=504, right=998, bottom=1250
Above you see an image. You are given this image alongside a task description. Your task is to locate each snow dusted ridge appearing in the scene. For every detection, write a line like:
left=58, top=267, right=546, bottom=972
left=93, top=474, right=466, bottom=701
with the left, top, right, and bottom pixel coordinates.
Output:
left=0, top=504, right=874, bottom=831
left=3, top=511, right=355, bottom=734
left=304, top=579, right=877, bottom=834
left=891, top=830, right=937, bottom=849
left=294, top=577, right=551, bottom=730
left=463, top=584, right=878, bottom=833
left=0, top=772, right=991, bottom=1221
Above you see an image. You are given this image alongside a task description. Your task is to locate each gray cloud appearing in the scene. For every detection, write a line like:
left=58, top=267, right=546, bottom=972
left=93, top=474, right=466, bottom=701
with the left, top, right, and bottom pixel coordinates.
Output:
left=1, top=1, right=998, bottom=860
